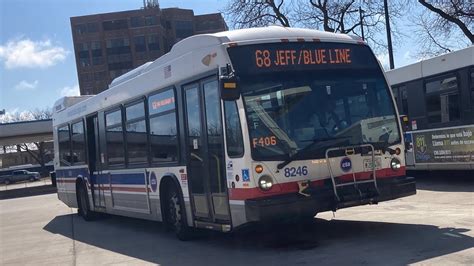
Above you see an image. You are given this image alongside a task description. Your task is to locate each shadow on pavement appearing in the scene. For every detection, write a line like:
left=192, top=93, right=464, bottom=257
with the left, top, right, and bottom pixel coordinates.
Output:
left=43, top=214, right=473, bottom=265
left=0, top=184, right=57, bottom=200
left=410, top=170, right=474, bottom=193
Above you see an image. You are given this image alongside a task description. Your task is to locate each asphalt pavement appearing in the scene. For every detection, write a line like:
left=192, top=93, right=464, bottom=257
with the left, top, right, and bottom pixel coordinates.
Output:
left=0, top=174, right=472, bottom=265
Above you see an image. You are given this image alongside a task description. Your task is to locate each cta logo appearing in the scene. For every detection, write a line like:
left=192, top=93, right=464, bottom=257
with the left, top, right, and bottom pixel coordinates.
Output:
left=340, top=157, right=352, bottom=172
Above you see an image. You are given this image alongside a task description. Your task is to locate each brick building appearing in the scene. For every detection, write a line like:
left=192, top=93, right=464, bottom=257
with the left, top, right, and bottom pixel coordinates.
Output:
left=70, top=6, right=227, bottom=95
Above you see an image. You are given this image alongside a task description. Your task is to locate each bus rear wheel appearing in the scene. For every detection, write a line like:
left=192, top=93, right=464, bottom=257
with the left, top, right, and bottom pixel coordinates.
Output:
left=77, top=181, right=95, bottom=221
left=164, top=184, right=192, bottom=240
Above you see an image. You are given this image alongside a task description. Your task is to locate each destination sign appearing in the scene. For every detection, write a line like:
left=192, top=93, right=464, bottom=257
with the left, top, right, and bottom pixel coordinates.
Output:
left=227, top=42, right=377, bottom=75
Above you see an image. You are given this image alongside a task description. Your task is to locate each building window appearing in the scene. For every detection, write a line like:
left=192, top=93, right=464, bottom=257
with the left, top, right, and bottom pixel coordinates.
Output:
left=106, top=38, right=131, bottom=55
left=74, top=24, right=88, bottom=35
left=80, top=73, right=93, bottom=83
left=425, top=75, right=460, bottom=124
left=105, top=109, right=125, bottom=167
left=147, top=35, right=160, bottom=51
left=224, top=101, right=244, bottom=157
left=94, top=71, right=106, bottom=81
left=134, top=36, right=147, bottom=52
left=130, top=16, right=145, bottom=28
left=58, top=125, right=71, bottom=166
left=125, top=101, right=148, bottom=165
left=71, top=121, right=86, bottom=164
left=87, top=23, right=99, bottom=33
left=148, top=89, right=178, bottom=163
left=175, top=20, right=194, bottom=39
left=103, top=19, right=128, bottom=31
left=144, top=15, right=157, bottom=26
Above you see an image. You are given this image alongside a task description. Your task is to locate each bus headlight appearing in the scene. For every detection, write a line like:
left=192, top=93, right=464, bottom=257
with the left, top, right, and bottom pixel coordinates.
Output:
left=390, top=158, right=401, bottom=170
left=258, top=175, right=273, bottom=191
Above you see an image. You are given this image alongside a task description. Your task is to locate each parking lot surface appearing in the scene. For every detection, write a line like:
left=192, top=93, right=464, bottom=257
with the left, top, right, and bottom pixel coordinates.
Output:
left=0, top=176, right=472, bottom=265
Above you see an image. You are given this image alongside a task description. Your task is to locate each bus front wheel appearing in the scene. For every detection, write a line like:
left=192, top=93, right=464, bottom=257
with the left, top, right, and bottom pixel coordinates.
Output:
left=164, top=184, right=192, bottom=240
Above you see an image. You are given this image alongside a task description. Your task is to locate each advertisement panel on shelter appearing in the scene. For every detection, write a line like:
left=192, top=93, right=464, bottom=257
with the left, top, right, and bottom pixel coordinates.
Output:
left=413, top=125, right=474, bottom=164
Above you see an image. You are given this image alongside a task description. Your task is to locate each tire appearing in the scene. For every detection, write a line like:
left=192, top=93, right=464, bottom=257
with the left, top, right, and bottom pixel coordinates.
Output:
left=164, top=184, right=192, bottom=240
left=77, top=182, right=96, bottom=221
left=30, top=177, right=35, bottom=182
left=4, top=179, right=11, bottom=185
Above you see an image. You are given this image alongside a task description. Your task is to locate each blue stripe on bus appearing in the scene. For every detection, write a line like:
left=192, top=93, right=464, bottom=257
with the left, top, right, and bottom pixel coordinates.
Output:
left=56, top=168, right=146, bottom=185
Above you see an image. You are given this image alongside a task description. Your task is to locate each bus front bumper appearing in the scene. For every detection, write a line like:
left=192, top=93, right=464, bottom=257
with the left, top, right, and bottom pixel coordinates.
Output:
left=244, top=176, right=416, bottom=222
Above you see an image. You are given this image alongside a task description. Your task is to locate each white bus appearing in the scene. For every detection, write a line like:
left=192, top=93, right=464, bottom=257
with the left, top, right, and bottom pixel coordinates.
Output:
left=386, top=46, right=474, bottom=171
left=53, top=26, right=415, bottom=240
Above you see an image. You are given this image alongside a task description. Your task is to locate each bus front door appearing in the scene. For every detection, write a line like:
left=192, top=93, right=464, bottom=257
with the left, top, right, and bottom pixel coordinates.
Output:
left=184, top=77, right=231, bottom=224
left=86, top=114, right=106, bottom=209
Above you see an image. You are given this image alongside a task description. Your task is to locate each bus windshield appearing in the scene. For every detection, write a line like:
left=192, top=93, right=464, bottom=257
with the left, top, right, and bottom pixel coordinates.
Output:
left=228, top=42, right=401, bottom=161
left=240, top=70, right=400, bottom=160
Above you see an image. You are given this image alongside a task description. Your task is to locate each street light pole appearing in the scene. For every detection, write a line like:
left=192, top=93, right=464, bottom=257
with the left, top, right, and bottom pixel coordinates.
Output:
left=384, top=0, right=395, bottom=69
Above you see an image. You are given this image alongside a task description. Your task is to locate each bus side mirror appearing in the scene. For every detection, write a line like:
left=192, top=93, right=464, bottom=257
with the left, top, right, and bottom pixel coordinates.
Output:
left=220, top=76, right=241, bottom=101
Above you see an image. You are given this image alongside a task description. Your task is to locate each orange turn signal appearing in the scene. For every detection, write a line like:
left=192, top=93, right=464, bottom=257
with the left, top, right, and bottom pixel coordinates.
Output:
left=255, top=165, right=263, bottom=174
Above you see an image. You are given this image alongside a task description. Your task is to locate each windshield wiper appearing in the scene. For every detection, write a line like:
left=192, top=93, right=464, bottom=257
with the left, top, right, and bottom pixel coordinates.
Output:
left=276, top=136, right=351, bottom=170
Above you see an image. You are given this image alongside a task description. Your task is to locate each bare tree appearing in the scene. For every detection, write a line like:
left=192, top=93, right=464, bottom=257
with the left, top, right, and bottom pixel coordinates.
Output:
left=294, top=0, right=408, bottom=53
left=414, top=0, right=473, bottom=57
left=224, top=0, right=291, bottom=28
left=17, top=142, right=53, bottom=177
left=224, top=0, right=408, bottom=53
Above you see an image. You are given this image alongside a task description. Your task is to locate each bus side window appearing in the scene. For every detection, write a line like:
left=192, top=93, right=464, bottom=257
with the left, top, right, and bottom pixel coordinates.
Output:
left=58, top=125, right=71, bottom=166
left=148, top=88, right=179, bottom=163
left=71, top=121, right=86, bottom=164
left=105, top=108, right=125, bottom=167
left=224, top=101, right=244, bottom=157
left=125, top=100, right=148, bottom=166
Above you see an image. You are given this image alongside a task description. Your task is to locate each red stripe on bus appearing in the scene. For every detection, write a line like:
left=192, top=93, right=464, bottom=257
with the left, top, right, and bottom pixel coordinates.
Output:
left=109, top=186, right=150, bottom=193
left=228, top=167, right=405, bottom=200
left=297, top=38, right=305, bottom=42
left=313, top=38, right=320, bottom=42
left=280, top=38, right=289, bottom=42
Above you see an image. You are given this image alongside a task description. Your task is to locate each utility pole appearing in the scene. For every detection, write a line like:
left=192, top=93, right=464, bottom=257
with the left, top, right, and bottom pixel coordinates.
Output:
left=384, top=0, right=395, bottom=69
left=359, top=7, right=365, bottom=41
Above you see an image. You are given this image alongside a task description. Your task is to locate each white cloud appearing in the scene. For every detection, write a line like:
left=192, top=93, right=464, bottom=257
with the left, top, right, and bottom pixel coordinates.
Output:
left=59, top=84, right=80, bottom=97
left=0, top=38, right=69, bottom=69
left=14, top=80, right=39, bottom=91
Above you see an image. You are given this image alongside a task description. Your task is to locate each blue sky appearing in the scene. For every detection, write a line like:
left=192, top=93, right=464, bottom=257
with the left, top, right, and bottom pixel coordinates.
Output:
left=0, top=0, right=459, bottom=115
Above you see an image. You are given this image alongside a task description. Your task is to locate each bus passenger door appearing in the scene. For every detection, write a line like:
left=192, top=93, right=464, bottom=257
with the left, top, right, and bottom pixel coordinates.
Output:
left=86, top=114, right=106, bottom=209
left=184, top=77, right=231, bottom=224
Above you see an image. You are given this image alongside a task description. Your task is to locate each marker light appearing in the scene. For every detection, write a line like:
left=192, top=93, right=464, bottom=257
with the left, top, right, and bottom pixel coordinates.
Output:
left=255, top=165, right=263, bottom=174
left=258, top=175, right=273, bottom=191
left=390, top=158, right=401, bottom=171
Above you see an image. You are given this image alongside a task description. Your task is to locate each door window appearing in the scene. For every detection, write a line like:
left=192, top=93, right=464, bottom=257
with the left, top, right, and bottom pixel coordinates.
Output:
left=203, top=80, right=226, bottom=194
left=185, top=85, right=205, bottom=194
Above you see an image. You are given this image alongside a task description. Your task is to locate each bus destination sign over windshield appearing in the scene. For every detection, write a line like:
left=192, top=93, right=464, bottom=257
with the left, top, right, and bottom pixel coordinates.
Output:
left=227, top=42, right=377, bottom=75
left=255, top=48, right=352, bottom=68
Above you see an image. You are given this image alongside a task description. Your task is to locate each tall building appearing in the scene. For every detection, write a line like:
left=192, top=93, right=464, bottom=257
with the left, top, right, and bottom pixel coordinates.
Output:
left=70, top=5, right=227, bottom=95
